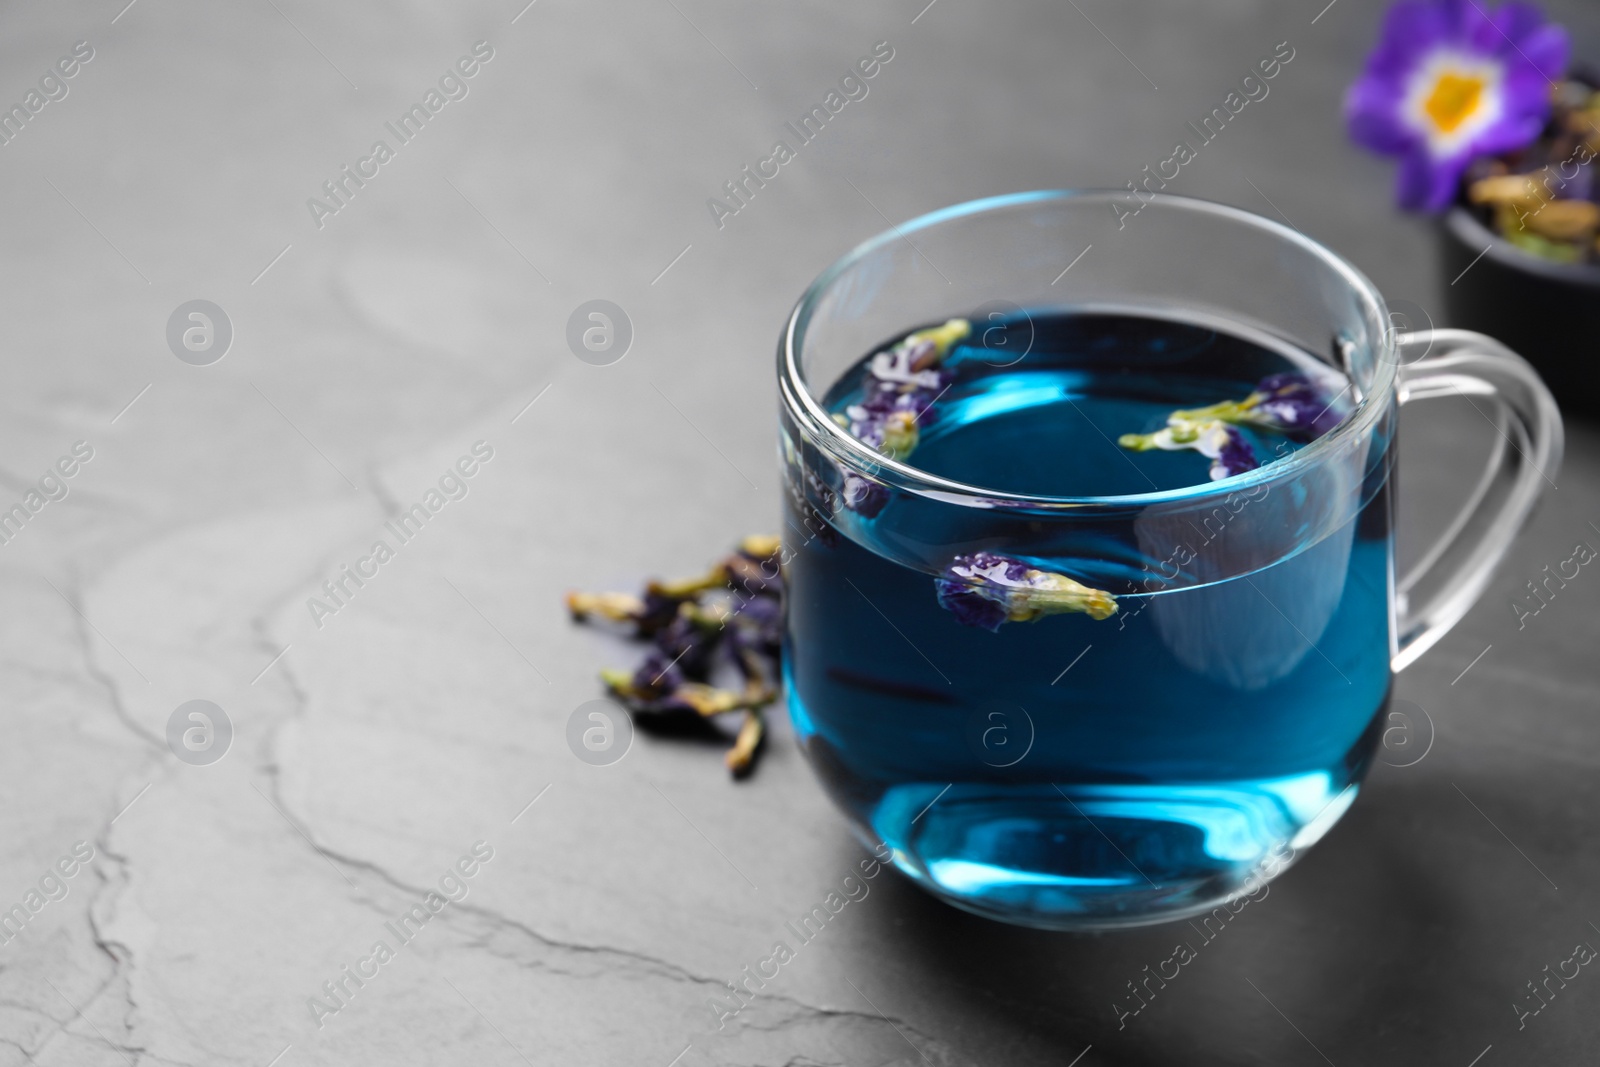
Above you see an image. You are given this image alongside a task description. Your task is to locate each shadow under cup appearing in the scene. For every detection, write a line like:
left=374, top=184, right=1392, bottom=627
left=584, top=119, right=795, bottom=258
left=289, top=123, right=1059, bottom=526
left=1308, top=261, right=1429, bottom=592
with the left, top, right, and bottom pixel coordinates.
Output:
left=777, top=192, right=1404, bottom=930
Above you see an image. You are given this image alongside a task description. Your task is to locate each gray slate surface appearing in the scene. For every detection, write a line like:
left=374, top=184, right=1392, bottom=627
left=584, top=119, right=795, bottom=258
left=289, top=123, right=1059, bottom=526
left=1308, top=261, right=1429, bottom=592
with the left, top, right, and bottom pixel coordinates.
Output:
left=0, top=0, right=1596, bottom=1064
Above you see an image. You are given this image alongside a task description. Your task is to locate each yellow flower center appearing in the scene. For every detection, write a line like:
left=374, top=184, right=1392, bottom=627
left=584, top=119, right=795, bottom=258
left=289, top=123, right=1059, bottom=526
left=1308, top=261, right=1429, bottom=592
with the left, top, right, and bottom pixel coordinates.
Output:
left=1424, top=72, right=1486, bottom=133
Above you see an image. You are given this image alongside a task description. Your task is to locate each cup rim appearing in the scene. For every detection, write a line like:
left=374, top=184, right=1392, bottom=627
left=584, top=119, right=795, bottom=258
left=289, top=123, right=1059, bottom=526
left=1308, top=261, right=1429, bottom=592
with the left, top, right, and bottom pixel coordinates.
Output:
left=779, top=189, right=1396, bottom=508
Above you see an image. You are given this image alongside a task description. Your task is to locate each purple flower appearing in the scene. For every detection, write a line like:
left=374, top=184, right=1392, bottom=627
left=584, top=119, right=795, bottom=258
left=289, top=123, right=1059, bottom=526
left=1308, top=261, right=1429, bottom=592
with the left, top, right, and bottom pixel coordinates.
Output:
left=868, top=339, right=946, bottom=390
left=563, top=586, right=697, bottom=637
left=834, top=319, right=969, bottom=517
left=573, top=536, right=785, bottom=778
left=631, top=649, right=686, bottom=698
left=1249, top=373, right=1343, bottom=439
left=1119, top=371, right=1343, bottom=481
left=1345, top=0, right=1570, bottom=212
left=1119, top=417, right=1261, bottom=481
left=845, top=388, right=932, bottom=457
left=935, top=579, right=1011, bottom=631
left=935, top=551, right=1118, bottom=631
left=654, top=613, right=716, bottom=679
left=1211, top=424, right=1259, bottom=480
left=840, top=471, right=891, bottom=518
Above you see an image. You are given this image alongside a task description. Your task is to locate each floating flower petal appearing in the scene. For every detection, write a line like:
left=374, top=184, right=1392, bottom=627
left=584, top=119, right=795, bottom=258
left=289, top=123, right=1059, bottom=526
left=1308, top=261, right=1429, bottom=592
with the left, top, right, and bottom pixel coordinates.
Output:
left=1118, top=371, right=1342, bottom=481
left=1247, top=372, right=1344, bottom=438
left=835, top=319, right=970, bottom=516
left=936, top=551, right=1118, bottom=632
left=840, top=471, right=891, bottom=519
left=1119, top=420, right=1260, bottom=481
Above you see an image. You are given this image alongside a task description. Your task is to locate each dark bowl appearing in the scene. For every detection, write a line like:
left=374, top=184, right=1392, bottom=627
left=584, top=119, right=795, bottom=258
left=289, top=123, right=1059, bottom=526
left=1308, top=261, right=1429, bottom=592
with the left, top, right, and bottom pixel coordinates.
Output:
left=1439, top=205, right=1600, bottom=419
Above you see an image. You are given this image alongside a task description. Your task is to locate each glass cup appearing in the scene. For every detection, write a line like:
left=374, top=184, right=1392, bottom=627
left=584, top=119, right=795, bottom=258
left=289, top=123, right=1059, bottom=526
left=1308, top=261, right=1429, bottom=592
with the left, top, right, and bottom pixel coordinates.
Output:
left=776, top=190, right=1562, bottom=930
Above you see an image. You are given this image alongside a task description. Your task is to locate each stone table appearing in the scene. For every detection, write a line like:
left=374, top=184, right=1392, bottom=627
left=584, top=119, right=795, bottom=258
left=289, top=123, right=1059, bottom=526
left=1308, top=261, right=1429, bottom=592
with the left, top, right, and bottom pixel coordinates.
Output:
left=1, top=0, right=1597, bottom=1063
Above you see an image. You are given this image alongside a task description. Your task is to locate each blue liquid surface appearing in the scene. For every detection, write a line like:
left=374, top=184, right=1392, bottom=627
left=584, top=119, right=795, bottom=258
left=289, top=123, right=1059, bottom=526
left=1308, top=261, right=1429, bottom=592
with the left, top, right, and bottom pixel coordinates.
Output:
left=783, top=312, right=1393, bottom=928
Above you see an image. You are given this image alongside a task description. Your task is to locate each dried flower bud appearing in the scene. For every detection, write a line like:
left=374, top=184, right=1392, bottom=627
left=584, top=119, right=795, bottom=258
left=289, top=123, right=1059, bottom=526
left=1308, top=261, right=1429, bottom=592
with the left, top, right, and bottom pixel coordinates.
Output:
left=574, top=537, right=785, bottom=778
left=725, top=711, right=765, bottom=776
left=1119, top=371, right=1339, bottom=481
left=879, top=410, right=920, bottom=459
left=1469, top=174, right=1543, bottom=207
left=1119, top=420, right=1259, bottom=480
left=739, top=535, right=781, bottom=560
left=835, top=319, right=970, bottom=516
left=936, top=552, right=1118, bottom=631
left=565, top=590, right=644, bottom=624
left=1524, top=198, right=1600, bottom=241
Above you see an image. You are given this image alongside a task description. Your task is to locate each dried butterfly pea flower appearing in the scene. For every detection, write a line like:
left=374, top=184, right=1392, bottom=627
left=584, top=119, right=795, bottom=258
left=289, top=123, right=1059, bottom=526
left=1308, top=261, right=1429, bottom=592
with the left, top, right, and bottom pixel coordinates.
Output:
left=1247, top=373, right=1345, bottom=439
left=725, top=711, right=765, bottom=776
left=563, top=588, right=687, bottom=638
left=834, top=319, right=970, bottom=516
left=840, top=471, right=892, bottom=519
left=570, top=537, right=785, bottom=778
left=600, top=667, right=773, bottom=778
left=601, top=669, right=775, bottom=718
left=935, top=551, right=1118, bottom=632
left=1118, top=371, right=1339, bottom=481
left=1119, top=419, right=1260, bottom=480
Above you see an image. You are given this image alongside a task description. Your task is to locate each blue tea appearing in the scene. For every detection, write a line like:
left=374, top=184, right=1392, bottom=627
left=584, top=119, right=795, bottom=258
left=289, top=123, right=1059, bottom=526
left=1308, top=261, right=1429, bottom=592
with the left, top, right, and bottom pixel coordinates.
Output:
left=781, top=310, right=1394, bottom=927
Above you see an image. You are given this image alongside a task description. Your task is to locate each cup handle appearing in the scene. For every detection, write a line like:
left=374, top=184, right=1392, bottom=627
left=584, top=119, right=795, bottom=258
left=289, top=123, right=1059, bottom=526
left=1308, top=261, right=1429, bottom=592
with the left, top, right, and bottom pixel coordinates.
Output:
left=1390, top=329, right=1563, bottom=671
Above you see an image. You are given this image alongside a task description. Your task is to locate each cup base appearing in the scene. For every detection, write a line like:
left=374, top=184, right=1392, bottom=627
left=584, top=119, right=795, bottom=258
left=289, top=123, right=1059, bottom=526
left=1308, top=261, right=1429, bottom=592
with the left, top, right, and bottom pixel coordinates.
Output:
left=848, top=777, right=1359, bottom=931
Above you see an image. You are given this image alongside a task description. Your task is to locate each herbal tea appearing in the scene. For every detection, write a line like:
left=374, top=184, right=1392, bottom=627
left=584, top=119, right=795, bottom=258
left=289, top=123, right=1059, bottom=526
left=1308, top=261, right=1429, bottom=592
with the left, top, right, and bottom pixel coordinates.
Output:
left=782, top=310, right=1393, bottom=926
